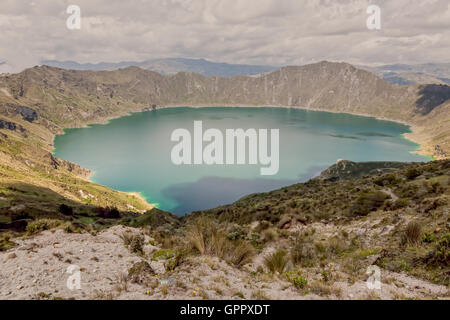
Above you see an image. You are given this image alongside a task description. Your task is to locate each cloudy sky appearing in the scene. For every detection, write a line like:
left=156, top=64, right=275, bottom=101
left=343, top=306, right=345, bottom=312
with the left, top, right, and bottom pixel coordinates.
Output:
left=1, top=0, right=449, bottom=73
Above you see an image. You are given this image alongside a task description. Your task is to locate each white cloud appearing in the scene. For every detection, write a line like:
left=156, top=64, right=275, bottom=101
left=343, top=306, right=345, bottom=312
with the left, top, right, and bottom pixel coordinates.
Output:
left=0, top=0, right=449, bottom=73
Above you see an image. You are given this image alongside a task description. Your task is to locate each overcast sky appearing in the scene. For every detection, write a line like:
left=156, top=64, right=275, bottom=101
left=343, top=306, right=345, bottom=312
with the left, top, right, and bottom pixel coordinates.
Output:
left=1, top=0, right=449, bottom=73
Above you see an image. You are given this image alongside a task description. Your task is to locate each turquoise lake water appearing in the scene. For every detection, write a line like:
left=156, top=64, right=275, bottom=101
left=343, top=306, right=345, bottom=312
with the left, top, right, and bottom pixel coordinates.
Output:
left=53, top=107, right=430, bottom=215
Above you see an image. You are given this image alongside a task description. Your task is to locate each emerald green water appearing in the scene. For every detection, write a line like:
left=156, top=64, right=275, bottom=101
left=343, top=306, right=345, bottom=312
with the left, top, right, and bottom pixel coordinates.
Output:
left=53, top=107, right=429, bottom=215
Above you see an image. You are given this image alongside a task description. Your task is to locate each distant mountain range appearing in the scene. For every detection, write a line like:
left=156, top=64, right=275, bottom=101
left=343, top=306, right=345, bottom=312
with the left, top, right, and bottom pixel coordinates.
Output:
left=360, top=63, right=450, bottom=85
left=42, top=58, right=450, bottom=86
left=41, top=58, right=278, bottom=77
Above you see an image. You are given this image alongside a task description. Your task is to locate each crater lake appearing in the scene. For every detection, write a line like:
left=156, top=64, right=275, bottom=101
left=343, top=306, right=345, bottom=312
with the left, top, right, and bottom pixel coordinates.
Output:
left=53, top=107, right=430, bottom=215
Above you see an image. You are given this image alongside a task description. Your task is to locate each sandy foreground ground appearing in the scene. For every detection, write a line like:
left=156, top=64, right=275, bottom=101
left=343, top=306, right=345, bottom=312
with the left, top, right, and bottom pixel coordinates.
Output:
left=0, top=225, right=448, bottom=300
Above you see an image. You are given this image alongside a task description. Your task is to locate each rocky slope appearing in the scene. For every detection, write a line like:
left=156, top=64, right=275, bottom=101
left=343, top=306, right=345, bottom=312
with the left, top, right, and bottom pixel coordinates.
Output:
left=1, top=160, right=448, bottom=300
left=1, top=225, right=447, bottom=300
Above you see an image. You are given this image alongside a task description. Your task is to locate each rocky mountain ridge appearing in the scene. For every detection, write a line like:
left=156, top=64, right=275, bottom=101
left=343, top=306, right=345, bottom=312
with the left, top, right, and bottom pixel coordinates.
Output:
left=1, top=61, right=448, bottom=157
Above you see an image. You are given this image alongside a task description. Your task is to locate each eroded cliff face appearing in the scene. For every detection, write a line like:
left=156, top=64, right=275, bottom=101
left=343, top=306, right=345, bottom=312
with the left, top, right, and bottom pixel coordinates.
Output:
left=1, top=61, right=418, bottom=121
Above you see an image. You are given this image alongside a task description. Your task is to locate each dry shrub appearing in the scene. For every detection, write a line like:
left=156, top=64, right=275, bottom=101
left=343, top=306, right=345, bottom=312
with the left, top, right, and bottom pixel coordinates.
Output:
left=326, top=236, right=348, bottom=255
left=309, top=280, right=341, bottom=297
left=291, top=235, right=317, bottom=267
left=187, top=218, right=212, bottom=255
left=186, top=217, right=255, bottom=268
left=404, top=221, right=423, bottom=245
left=262, top=228, right=278, bottom=243
left=349, top=191, right=389, bottom=216
left=230, top=241, right=255, bottom=268
left=127, top=260, right=155, bottom=284
left=264, top=249, right=289, bottom=274
left=26, top=219, right=62, bottom=235
left=114, top=272, right=128, bottom=293
left=120, top=232, right=145, bottom=255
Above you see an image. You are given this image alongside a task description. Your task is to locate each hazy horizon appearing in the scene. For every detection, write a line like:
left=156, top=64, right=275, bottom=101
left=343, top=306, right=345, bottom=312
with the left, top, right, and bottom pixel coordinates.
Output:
left=1, top=0, right=449, bottom=73
left=39, top=57, right=450, bottom=68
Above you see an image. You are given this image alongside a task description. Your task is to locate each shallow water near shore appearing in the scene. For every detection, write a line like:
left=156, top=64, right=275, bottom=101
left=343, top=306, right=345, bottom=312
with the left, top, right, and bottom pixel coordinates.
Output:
left=53, top=107, right=430, bottom=215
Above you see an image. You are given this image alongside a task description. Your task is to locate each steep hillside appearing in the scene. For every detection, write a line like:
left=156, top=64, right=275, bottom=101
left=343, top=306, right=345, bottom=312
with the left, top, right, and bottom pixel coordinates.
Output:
left=0, top=68, right=153, bottom=215
left=1, top=160, right=448, bottom=300
left=184, top=160, right=450, bottom=287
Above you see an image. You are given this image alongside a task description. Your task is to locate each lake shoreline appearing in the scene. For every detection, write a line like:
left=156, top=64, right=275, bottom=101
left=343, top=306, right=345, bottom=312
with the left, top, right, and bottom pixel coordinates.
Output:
left=53, top=105, right=432, bottom=213
left=82, top=169, right=156, bottom=211
left=54, top=103, right=430, bottom=159
left=162, top=104, right=433, bottom=160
